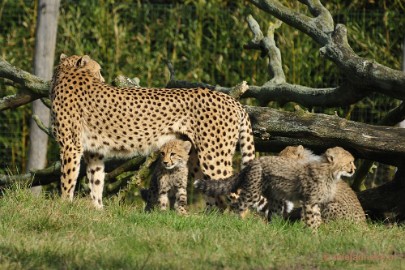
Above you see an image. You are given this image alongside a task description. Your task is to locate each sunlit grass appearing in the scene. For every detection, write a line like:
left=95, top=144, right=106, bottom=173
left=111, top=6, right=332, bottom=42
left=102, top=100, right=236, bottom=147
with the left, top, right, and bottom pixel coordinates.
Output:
left=0, top=188, right=404, bottom=269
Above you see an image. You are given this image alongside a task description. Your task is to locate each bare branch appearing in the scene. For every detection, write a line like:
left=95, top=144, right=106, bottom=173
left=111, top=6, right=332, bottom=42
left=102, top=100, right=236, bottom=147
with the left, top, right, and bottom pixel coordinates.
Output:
left=298, top=0, right=334, bottom=33
left=32, top=115, right=53, bottom=137
left=0, top=91, right=41, bottom=111
left=41, top=98, right=52, bottom=109
left=248, top=0, right=405, bottom=100
left=244, top=81, right=368, bottom=106
left=242, top=14, right=369, bottom=106
left=118, top=153, right=158, bottom=202
left=229, top=81, right=249, bottom=99
left=0, top=59, right=48, bottom=110
left=105, top=156, right=145, bottom=182
left=246, top=14, right=264, bottom=42
left=0, top=59, right=49, bottom=96
left=248, top=0, right=330, bottom=44
left=320, top=24, right=405, bottom=99
left=244, top=15, right=286, bottom=84
left=114, top=75, right=140, bottom=88
left=165, top=62, right=248, bottom=99
left=0, top=161, right=60, bottom=186
left=166, top=60, right=176, bottom=81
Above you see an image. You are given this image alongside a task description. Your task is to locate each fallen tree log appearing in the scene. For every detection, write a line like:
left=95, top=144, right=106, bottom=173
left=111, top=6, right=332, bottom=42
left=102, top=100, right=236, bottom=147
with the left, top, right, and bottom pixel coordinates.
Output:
left=247, top=106, right=405, bottom=167
left=2, top=105, right=403, bottom=187
left=357, top=163, right=405, bottom=221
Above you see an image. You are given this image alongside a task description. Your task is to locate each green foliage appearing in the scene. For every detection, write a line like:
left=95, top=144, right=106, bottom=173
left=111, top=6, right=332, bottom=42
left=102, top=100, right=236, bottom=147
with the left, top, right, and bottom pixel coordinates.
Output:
left=1, top=187, right=405, bottom=269
left=0, top=0, right=36, bottom=173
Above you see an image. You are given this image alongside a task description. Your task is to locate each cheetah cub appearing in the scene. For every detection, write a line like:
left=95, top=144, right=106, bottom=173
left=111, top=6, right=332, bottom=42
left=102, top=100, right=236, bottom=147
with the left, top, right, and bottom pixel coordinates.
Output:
left=195, top=146, right=356, bottom=230
left=141, top=139, right=192, bottom=214
left=253, top=145, right=322, bottom=217
left=279, top=146, right=366, bottom=223
left=320, top=181, right=366, bottom=223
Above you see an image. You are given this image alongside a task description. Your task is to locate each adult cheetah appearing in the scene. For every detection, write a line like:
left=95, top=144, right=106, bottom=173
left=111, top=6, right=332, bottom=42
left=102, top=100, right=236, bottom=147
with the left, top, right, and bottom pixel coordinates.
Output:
left=50, top=54, right=255, bottom=208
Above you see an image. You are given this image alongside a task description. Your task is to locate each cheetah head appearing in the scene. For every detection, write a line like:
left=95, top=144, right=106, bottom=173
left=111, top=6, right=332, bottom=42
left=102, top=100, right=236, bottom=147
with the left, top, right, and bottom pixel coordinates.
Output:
left=279, top=145, right=322, bottom=163
left=59, top=53, right=105, bottom=82
left=159, top=140, right=192, bottom=170
left=324, top=147, right=356, bottom=179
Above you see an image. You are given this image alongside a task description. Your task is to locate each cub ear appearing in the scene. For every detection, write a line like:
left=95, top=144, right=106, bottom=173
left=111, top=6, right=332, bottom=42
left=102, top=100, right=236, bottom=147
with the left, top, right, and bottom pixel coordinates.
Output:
left=60, top=53, right=68, bottom=60
left=325, top=148, right=335, bottom=163
left=183, top=141, right=193, bottom=153
left=76, top=55, right=91, bottom=67
left=296, top=145, right=304, bottom=157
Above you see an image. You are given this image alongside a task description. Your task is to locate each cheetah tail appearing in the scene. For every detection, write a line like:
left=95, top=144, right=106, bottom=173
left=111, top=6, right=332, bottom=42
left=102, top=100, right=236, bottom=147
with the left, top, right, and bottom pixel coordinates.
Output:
left=193, top=172, right=242, bottom=196
left=239, top=109, right=255, bottom=168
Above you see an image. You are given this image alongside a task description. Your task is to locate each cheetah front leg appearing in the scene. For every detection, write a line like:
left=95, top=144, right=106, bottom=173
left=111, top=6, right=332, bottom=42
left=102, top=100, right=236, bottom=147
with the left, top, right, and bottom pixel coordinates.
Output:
left=84, top=152, right=105, bottom=209
left=60, top=144, right=83, bottom=201
left=174, top=177, right=188, bottom=215
left=158, top=175, right=170, bottom=211
left=189, top=151, right=227, bottom=212
left=197, top=155, right=233, bottom=212
left=302, top=202, right=322, bottom=230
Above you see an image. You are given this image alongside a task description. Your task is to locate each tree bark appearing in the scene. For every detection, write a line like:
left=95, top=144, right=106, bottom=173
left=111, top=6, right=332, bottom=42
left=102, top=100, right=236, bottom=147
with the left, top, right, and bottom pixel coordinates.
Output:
left=246, top=106, right=405, bottom=167
left=27, top=0, right=60, bottom=194
left=357, top=163, right=405, bottom=221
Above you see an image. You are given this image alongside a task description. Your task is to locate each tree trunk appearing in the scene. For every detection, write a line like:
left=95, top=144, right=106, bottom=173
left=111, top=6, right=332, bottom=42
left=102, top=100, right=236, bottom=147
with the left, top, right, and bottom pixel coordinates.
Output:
left=357, top=163, right=405, bottom=221
left=27, top=0, right=60, bottom=194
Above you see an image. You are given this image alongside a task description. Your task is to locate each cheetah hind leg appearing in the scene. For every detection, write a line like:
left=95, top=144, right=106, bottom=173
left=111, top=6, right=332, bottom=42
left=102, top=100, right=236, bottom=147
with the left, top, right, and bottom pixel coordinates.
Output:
left=266, top=198, right=284, bottom=222
left=236, top=188, right=253, bottom=219
left=189, top=150, right=227, bottom=213
left=60, top=144, right=83, bottom=202
left=302, top=202, right=322, bottom=230
left=84, top=152, right=105, bottom=209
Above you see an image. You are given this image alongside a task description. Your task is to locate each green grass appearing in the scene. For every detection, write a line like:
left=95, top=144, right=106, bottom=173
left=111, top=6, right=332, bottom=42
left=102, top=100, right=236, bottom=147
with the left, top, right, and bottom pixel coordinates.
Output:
left=0, top=188, right=404, bottom=269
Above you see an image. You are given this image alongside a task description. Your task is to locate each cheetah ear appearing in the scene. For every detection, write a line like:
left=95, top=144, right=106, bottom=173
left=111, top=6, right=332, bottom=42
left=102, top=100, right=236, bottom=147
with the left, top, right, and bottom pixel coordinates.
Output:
left=76, top=55, right=91, bottom=67
left=325, top=149, right=335, bottom=163
left=60, top=53, right=68, bottom=60
left=296, top=145, right=304, bottom=157
left=183, top=141, right=192, bottom=153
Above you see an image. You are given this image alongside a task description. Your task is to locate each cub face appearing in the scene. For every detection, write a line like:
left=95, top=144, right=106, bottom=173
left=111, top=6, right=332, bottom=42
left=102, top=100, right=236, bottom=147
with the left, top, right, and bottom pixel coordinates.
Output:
left=325, top=147, right=356, bottom=179
left=59, top=53, right=105, bottom=82
left=160, top=140, right=192, bottom=170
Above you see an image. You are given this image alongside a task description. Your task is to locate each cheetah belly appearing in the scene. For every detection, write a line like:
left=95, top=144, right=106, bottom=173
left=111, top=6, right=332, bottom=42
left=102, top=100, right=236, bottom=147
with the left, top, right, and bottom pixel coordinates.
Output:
left=81, top=125, right=177, bottom=158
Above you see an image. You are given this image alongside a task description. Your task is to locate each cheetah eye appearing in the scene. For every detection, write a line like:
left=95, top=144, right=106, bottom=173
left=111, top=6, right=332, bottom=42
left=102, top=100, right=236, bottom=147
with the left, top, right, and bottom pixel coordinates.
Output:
left=170, top=153, right=176, bottom=157
left=160, top=152, right=165, bottom=156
